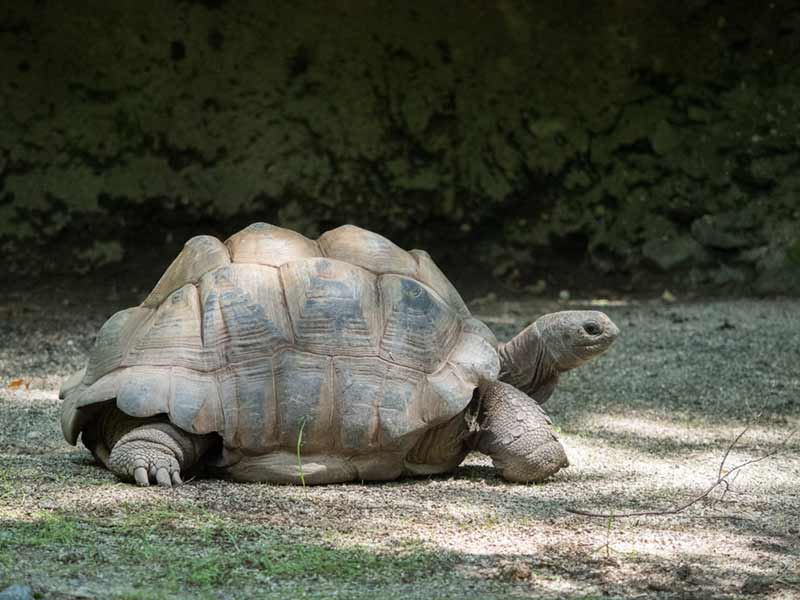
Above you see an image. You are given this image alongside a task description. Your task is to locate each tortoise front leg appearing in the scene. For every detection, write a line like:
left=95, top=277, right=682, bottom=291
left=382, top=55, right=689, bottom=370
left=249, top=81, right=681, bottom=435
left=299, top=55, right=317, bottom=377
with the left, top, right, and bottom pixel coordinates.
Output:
left=475, top=381, right=568, bottom=483
left=90, top=406, right=214, bottom=487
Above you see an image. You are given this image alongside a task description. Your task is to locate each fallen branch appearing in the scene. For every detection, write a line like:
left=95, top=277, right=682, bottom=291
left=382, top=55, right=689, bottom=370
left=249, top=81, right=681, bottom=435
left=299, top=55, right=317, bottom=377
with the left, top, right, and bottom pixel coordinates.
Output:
left=565, top=425, right=797, bottom=519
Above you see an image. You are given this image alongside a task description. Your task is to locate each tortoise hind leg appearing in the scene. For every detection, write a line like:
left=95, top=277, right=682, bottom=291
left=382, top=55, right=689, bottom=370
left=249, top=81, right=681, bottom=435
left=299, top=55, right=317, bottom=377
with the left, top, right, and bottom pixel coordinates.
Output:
left=475, top=381, right=568, bottom=483
left=91, top=405, right=214, bottom=487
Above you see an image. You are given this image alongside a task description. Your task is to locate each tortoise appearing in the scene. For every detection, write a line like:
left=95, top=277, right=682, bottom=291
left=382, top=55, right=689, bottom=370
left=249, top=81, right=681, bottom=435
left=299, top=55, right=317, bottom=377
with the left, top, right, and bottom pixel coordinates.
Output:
left=59, top=223, right=619, bottom=487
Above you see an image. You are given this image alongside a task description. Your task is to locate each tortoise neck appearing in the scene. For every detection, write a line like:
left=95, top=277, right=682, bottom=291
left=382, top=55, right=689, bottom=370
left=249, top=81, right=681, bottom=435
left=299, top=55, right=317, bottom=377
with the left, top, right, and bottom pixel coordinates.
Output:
left=498, top=322, right=557, bottom=397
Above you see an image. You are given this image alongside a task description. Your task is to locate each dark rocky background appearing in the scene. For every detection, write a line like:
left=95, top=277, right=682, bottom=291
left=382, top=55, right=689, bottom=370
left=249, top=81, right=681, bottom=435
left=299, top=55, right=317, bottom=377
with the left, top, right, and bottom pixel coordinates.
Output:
left=1, top=0, right=799, bottom=297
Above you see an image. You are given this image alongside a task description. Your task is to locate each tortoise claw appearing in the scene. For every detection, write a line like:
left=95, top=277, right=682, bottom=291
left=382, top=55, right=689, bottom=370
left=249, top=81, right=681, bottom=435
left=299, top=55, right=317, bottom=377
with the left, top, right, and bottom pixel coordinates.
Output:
left=134, top=467, right=150, bottom=487
left=155, top=467, right=173, bottom=487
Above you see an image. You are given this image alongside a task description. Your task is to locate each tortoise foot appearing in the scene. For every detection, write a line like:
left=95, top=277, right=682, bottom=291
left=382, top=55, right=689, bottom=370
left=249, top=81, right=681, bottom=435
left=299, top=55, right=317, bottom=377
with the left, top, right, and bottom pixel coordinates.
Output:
left=108, top=425, right=189, bottom=487
left=477, top=381, right=569, bottom=483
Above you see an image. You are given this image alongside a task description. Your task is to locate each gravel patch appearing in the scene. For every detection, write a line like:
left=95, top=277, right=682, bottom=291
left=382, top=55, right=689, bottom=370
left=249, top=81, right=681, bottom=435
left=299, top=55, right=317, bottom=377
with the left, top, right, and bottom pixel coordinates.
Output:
left=1, top=291, right=798, bottom=599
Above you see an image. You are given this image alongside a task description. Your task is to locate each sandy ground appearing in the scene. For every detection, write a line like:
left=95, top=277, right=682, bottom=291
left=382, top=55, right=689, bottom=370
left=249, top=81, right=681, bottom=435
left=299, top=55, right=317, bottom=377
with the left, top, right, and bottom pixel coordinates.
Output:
left=0, top=287, right=798, bottom=599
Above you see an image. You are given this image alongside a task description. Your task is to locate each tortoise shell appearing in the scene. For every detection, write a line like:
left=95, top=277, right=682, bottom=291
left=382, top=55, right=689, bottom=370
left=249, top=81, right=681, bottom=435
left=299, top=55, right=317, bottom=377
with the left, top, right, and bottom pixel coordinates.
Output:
left=60, top=224, right=499, bottom=456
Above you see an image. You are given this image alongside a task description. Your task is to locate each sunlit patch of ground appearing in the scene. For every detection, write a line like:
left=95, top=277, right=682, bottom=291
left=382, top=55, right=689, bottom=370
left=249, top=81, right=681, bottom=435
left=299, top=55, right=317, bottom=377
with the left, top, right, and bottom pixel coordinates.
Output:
left=1, top=296, right=799, bottom=598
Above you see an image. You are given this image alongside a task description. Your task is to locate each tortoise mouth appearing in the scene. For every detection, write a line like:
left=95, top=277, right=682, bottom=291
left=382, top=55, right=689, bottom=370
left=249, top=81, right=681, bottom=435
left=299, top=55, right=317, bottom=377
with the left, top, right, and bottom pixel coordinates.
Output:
left=576, top=338, right=615, bottom=355
left=580, top=342, right=606, bottom=352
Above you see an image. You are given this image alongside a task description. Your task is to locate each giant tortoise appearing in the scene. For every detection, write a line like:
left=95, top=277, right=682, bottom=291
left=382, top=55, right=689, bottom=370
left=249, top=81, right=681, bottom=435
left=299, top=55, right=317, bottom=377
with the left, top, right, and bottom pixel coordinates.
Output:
left=60, top=223, right=618, bottom=486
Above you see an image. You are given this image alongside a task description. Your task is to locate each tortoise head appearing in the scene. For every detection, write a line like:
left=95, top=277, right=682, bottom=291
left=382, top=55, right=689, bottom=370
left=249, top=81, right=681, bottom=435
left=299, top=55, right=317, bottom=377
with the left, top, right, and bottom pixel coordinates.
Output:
left=534, top=310, right=619, bottom=371
left=499, top=310, right=619, bottom=398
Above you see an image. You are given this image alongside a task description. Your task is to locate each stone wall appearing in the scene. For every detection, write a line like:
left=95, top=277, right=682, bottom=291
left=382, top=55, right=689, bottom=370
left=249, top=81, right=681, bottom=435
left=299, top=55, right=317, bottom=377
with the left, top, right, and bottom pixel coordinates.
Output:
left=1, top=1, right=799, bottom=292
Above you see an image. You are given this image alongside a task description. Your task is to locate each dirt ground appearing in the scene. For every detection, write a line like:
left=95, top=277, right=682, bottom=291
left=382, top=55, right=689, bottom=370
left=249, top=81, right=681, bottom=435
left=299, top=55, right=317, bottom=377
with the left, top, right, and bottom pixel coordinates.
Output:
left=0, top=283, right=798, bottom=599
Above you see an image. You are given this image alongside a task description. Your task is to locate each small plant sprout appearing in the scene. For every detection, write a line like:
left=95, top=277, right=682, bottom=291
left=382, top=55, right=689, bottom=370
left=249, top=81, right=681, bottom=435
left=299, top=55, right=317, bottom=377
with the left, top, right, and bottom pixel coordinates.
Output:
left=591, top=509, right=620, bottom=559
left=297, top=417, right=307, bottom=488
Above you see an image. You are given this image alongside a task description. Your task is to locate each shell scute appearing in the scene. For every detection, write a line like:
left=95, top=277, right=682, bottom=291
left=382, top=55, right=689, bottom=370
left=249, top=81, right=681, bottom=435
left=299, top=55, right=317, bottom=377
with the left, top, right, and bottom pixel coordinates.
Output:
left=124, top=284, right=210, bottom=371
left=115, top=367, right=170, bottom=418
left=332, top=357, right=386, bottom=450
left=462, top=317, right=498, bottom=348
left=331, top=357, right=426, bottom=449
left=199, top=264, right=292, bottom=365
left=169, top=369, right=224, bottom=434
left=273, top=350, right=332, bottom=450
left=423, top=364, right=475, bottom=425
left=143, top=235, right=230, bottom=308
left=225, top=222, right=319, bottom=267
left=318, top=225, right=418, bottom=276
left=113, top=366, right=224, bottom=435
left=379, top=275, right=461, bottom=372
left=219, top=360, right=274, bottom=451
left=380, top=366, right=426, bottom=441
left=446, top=331, right=500, bottom=383
left=83, top=307, right=152, bottom=384
left=281, top=258, right=380, bottom=356
left=410, top=249, right=469, bottom=317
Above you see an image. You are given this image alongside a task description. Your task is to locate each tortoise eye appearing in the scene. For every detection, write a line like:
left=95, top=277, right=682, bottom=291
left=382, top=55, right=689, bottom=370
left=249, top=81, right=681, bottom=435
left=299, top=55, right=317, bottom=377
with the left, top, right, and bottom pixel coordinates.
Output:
left=583, top=322, right=602, bottom=336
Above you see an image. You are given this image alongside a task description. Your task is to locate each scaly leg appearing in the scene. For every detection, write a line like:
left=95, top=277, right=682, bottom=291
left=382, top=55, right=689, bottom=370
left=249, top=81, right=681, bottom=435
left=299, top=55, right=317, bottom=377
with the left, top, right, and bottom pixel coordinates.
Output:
left=475, top=381, right=568, bottom=483
left=92, top=405, right=213, bottom=487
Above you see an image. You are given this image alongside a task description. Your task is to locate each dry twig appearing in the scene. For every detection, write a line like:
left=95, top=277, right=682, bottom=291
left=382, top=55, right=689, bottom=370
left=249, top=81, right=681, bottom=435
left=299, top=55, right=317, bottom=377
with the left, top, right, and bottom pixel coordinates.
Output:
left=565, top=425, right=797, bottom=519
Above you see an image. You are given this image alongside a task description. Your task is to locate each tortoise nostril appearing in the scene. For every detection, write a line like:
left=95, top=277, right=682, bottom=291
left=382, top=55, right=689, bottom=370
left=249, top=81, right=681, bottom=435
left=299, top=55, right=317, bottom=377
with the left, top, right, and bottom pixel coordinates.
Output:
left=583, top=322, right=602, bottom=336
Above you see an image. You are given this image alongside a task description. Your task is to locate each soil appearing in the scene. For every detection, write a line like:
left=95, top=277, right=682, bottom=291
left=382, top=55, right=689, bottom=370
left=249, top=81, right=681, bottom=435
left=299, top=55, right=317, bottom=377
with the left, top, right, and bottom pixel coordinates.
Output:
left=0, top=280, right=798, bottom=599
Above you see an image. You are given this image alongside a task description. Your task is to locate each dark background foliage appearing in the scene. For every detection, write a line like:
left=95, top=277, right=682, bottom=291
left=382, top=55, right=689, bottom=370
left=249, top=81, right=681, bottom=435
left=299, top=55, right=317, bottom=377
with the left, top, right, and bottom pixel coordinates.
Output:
left=1, top=0, right=799, bottom=295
